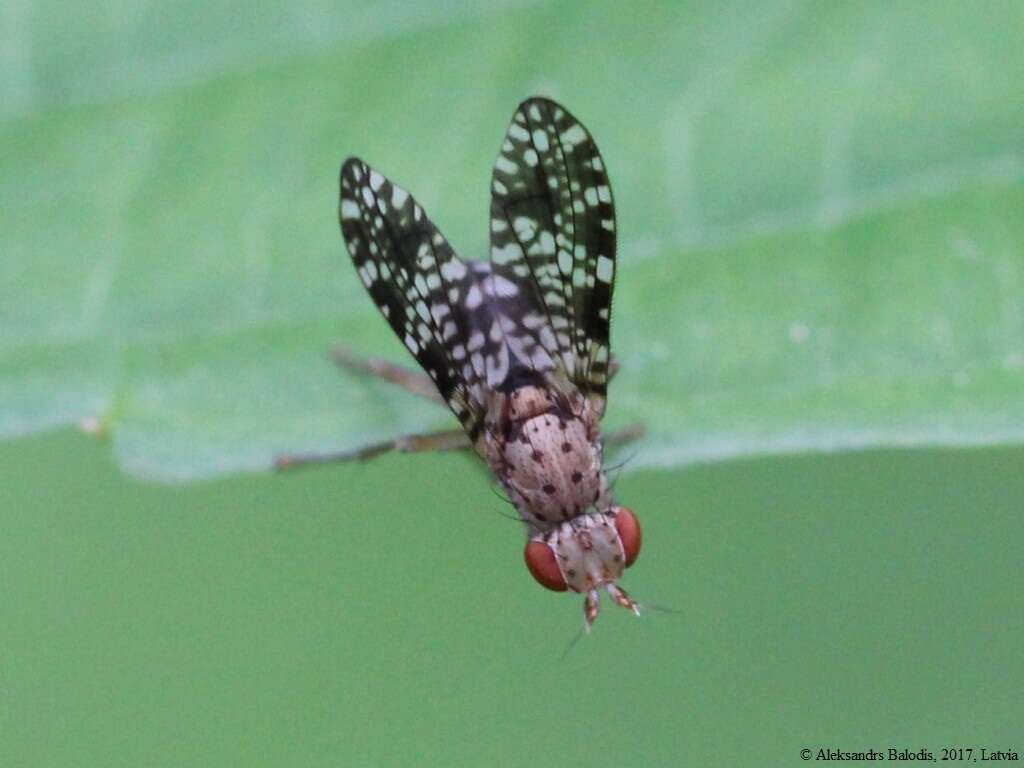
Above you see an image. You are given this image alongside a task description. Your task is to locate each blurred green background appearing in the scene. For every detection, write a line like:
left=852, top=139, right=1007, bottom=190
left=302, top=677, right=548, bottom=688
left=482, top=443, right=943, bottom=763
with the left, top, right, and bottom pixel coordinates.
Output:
left=2, top=1, right=1022, bottom=765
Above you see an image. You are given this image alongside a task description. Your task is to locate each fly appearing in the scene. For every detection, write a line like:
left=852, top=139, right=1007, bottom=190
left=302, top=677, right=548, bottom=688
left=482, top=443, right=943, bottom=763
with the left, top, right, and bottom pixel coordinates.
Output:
left=278, top=97, right=644, bottom=630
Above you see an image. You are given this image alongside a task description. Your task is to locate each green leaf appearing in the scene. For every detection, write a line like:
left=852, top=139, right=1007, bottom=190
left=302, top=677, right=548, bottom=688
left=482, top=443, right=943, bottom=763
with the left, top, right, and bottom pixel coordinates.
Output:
left=3, top=1, right=1023, bottom=480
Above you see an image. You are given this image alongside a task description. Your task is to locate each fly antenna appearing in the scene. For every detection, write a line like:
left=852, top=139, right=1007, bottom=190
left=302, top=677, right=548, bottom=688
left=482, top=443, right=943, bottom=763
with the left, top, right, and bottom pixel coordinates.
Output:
left=559, top=623, right=588, bottom=661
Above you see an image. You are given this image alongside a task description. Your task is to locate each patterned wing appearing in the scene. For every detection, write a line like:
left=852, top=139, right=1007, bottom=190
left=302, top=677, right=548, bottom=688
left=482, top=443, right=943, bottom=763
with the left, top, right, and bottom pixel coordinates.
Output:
left=488, top=97, right=617, bottom=406
left=339, top=157, right=487, bottom=435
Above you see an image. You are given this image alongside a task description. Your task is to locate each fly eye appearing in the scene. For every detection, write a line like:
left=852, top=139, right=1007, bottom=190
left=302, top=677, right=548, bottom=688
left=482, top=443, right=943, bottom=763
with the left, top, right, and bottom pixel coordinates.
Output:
left=524, top=540, right=567, bottom=591
left=612, top=507, right=642, bottom=567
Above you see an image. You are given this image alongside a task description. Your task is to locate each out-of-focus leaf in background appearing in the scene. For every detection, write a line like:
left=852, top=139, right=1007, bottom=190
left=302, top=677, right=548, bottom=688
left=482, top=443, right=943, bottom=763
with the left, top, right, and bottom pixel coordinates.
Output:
left=3, top=6, right=1023, bottom=766
left=2, top=1, right=1023, bottom=479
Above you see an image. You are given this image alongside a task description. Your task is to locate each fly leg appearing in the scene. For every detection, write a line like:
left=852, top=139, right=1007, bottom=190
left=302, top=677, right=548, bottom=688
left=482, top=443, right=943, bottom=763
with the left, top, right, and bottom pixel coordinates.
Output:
left=274, top=347, right=462, bottom=470
left=603, top=423, right=645, bottom=449
left=583, top=589, right=601, bottom=632
left=606, top=583, right=641, bottom=616
left=332, top=344, right=444, bottom=405
left=607, top=355, right=621, bottom=382
left=275, top=428, right=471, bottom=471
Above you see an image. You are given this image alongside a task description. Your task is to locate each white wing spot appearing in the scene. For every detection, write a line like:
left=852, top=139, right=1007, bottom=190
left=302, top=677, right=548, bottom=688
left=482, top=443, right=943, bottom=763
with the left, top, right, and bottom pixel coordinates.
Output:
left=492, top=242, right=520, bottom=265
left=540, top=326, right=557, bottom=351
left=496, top=155, right=518, bottom=175
left=486, top=274, right=519, bottom=298
left=487, top=343, right=510, bottom=387
left=523, top=313, right=545, bottom=330
left=341, top=199, right=361, bottom=220
left=509, top=123, right=529, bottom=142
left=560, top=124, right=587, bottom=146
left=441, top=259, right=467, bottom=281
left=531, top=347, right=553, bottom=369
left=513, top=216, right=538, bottom=241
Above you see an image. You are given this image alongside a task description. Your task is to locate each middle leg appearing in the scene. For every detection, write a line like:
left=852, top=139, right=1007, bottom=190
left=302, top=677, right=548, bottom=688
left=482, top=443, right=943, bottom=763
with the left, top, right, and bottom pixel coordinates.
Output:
left=333, top=345, right=444, bottom=405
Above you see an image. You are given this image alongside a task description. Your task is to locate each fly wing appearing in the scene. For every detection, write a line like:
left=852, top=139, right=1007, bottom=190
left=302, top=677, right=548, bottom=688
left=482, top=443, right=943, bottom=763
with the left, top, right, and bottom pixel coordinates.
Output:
left=488, top=97, right=617, bottom=412
left=339, top=157, right=487, bottom=436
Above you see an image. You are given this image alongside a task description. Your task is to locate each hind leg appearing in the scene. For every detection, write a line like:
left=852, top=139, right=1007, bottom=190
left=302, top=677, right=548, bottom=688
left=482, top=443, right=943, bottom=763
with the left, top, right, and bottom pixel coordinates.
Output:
left=275, top=428, right=471, bottom=471
left=274, top=346, right=461, bottom=470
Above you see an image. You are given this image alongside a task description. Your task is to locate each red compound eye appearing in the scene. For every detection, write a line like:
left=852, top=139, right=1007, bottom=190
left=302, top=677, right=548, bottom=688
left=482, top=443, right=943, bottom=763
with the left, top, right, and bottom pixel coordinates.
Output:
left=524, top=540, right=567, bottom=591
left=613, top=507, right=642, bottom=567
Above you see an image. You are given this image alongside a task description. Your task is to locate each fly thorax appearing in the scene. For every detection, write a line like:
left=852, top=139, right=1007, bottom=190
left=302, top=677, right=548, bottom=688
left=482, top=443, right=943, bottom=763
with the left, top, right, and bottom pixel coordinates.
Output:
left=505, top=384, right=554, bottom=421
left=498, top=389, right=607, bottom=526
